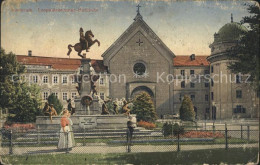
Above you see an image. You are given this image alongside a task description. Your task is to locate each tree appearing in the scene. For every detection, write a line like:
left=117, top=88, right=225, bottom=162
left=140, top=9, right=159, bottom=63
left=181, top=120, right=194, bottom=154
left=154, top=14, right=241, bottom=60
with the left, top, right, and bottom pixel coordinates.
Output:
left=8, top=83, right=42, bottom=123
left=47, top=93, right=63, bottom=115
left=1, top=48, right=42, bottom=123
left=228, top=3, right=260, bottom=90
left=0, top=48, right=25, bottom=112
left=132, top=92, right=157, bottom=122
left=179, top=95, right=195, bottom=121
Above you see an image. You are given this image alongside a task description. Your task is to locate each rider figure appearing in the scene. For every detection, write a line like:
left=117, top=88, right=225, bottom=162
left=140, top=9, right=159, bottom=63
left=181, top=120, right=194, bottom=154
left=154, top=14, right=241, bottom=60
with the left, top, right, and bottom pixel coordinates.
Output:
left=79, top=27, right=89, bottom=52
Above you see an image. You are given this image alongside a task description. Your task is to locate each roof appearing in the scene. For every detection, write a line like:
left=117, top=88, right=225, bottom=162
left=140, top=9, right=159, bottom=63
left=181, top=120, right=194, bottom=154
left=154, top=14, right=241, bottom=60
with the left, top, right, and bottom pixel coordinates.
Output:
left=16, top=55, right=108, bottom=72
left=16, top=55, right=209, bottom=70
left=214, top=22, right=248, bottom=43
left=174, top=55, right=209, bottom=67
left=102, top=13, right=175, bottom=65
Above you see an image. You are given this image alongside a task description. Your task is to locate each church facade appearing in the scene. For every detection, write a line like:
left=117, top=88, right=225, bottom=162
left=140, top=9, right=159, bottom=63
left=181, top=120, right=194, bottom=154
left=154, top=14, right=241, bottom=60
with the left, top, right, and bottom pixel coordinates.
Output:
left=15, top=12, right=259, bottom=120
left=102, top=13, right=175, bottom=116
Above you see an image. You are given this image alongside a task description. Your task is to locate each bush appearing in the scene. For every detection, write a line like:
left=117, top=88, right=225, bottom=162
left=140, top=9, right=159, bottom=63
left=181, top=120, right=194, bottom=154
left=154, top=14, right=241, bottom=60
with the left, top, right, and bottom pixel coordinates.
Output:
left=137, top=120, right=156, bottom=129
left=47, top=93, right=63, bottom=115
left=7, top=83, right=42, bottom=123
left=132, top=92, right=157, bottom=122
left=162, top=123, right=184, bottom=137
left=179, top=95, right=195, bottom=121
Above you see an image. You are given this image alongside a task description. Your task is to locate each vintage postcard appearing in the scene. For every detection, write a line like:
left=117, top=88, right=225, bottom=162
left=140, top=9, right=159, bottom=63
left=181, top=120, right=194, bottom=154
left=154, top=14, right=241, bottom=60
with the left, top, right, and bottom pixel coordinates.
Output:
left=0, top=0, right=259, bottom=164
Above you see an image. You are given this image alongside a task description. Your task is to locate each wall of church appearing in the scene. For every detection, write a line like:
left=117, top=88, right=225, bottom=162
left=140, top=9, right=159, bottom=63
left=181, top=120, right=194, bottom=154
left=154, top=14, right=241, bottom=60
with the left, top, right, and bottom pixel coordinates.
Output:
left=108, top=32, right=173, bottom=116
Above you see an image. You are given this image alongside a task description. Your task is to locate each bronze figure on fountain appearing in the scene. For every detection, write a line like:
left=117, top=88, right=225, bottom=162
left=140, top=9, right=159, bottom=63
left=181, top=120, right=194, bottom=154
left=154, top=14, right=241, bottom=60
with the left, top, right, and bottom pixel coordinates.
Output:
left=67, top=27, right=100, bottom=58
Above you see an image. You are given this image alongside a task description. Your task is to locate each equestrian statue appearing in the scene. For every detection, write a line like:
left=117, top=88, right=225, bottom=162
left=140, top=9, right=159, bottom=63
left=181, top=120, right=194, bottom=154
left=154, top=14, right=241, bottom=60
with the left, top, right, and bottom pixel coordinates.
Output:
left=67, top=28, right=100, bottom=58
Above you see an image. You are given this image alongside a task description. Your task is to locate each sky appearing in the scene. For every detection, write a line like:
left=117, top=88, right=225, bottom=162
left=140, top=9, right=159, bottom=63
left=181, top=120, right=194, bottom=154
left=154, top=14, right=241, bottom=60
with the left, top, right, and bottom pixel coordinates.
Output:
left=1, top=0, right=256, bottom=59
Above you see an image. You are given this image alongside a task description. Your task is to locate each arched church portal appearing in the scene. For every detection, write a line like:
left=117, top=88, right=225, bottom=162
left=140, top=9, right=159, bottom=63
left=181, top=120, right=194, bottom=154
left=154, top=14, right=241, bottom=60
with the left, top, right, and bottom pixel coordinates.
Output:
left=131, top=86, right=154, bottom=100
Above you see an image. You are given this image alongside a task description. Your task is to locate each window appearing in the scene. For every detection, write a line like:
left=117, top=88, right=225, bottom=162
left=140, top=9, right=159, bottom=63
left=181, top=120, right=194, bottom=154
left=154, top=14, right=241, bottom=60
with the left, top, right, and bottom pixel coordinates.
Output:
left=211, top=92, right=214, bottom=100
left=52, top=92, right=58, bottom=98
left=53, top=76, right=58, bottom=84
left=204, top=70, right=209, bottom=75
left=234, top=105, right=246, bottom=113
left=99, top=78, right=104, bottom=85
left=181, top=70, right=185, bottom=76
left=62, top=76, right=67, bottom=84
left=190, top=95, right=195, bottom=101
left=205, top=94, right=209, bottom=101
left=190, top=70, right=194, bottom=75
left=32, top=75, right=38, bottom=83
left=257, top=90, right=260, bottom=98
left=190, top=82, right=195, bottom=88
left=133, top=63, right=146, bottom=75
left=71, top=92, right=77, bottom=99
left=205, top=79, right=209, bottom=87
left=2, top=108, right=7, bottom=114
left=43, top=76, right=48, bottom=83
left=236, top=75, right=241, bottom=83
left=211, top=78, right=214, bottom=87
left=100, top=92, right=104, bottom=100
left=181, top=81, right=185, bottom=88
left=205, top=82, right=209, bottom=88
left=179, top=94, right=183, bottom=102
left=71, top=76, right=76, bottom=84
left=62, top=93, right=68, bottom=101
left=236, top=90, right=242, bottom=98
left=211, top=65, right=214, bottom=73
left=43, top=92, right=48, bottom=100
left=205, top=108, right=210, bottom=113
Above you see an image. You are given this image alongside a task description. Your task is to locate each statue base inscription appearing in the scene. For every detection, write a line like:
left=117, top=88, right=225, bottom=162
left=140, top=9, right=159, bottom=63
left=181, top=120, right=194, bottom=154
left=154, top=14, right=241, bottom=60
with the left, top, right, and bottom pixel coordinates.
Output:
left=79, top=116, right=97, bottom=129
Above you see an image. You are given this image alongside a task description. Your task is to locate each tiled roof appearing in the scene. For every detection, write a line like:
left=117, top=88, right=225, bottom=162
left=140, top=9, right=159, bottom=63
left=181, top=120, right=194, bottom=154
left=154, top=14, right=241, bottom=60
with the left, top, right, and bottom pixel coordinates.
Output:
left=16, top=55, right=108, bottom=72
left=16, top=55, right=209, bottom=71
left=174, top=55, right=209, bottom=66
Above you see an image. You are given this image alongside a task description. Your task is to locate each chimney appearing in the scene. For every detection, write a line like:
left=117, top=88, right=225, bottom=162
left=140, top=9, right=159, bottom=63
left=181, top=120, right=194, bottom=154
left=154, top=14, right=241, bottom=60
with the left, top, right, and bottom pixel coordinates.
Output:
left=190, top=54, right=195, bottom=61
left=28, top=50, right=32, bottom=56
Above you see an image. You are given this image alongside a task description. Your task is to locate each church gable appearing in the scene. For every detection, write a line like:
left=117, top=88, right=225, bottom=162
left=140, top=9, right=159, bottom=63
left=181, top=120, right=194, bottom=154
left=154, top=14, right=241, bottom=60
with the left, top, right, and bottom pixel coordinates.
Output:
left=108, top=30, right=170, bottom=82
left=102, top=16, right=175, bottom=66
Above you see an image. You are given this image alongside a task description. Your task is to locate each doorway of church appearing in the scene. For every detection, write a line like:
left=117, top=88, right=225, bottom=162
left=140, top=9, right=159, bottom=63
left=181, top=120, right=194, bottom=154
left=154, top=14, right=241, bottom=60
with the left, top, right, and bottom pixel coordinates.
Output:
left=130, top=86, right=155, bottom=104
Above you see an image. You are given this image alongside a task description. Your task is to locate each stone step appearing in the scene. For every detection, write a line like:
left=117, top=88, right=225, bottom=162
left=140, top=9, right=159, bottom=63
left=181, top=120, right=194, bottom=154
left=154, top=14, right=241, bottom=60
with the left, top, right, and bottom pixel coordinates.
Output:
left=14, top=133, right=162, bottom=142
left=31, top=127, right=155, bottom=134
left=36, top=127, right=149, bottom=133
left=22, top=130, right=161, bottom=138
left=14, top=128, right=162, bottom=140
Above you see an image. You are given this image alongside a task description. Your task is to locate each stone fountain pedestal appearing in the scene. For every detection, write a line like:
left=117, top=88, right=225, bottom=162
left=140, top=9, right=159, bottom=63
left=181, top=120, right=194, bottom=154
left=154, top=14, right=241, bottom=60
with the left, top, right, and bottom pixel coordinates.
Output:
left=36, top=114, right=132, bottom=131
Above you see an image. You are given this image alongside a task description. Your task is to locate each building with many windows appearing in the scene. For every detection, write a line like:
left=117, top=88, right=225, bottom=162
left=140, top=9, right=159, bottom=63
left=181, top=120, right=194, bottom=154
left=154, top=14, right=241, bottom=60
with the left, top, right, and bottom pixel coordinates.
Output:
left=207, top=19, right=259, bottom=119
left=16, top=55, right=109, bottom=109
left=173, top=55, right=210, bottom=119
left=16, top=12, right=259, bottom=120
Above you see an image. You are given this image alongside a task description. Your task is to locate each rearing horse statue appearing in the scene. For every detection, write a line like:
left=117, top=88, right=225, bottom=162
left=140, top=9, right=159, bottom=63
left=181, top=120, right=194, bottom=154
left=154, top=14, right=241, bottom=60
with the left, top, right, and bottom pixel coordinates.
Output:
left=67, top=29, right=100, bottom=58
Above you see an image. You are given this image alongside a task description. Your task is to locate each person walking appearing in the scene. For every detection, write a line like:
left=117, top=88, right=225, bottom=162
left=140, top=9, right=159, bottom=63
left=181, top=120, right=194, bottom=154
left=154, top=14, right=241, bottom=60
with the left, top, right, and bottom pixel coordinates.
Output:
left=127, top=115, right=136, bottom=143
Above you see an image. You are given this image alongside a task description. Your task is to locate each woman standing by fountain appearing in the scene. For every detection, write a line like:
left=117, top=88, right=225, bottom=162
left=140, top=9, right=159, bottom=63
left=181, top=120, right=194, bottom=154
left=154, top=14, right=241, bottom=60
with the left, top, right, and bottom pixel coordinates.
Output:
left=57, top=110, right=74, bottom=150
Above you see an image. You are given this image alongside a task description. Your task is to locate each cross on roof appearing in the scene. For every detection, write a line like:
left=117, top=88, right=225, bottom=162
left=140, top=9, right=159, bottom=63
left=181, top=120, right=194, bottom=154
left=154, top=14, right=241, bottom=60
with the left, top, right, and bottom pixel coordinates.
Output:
left=136, top=4, right=141, bottom=14
left=136, top=38, right=143, bottom=46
